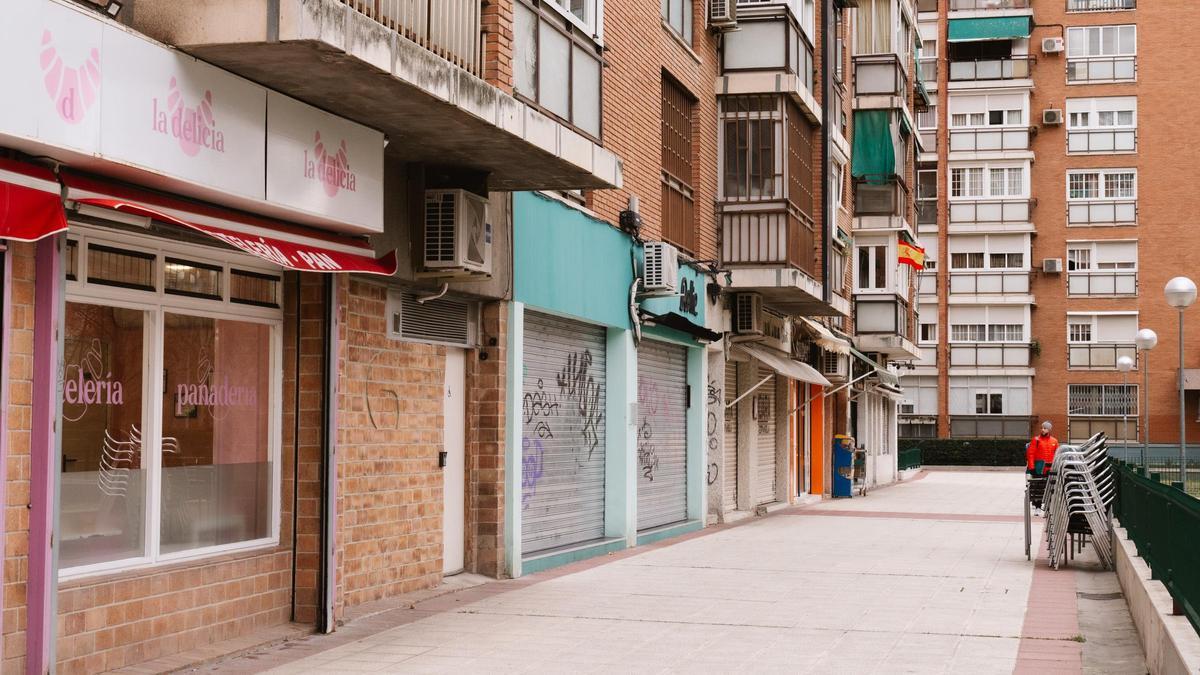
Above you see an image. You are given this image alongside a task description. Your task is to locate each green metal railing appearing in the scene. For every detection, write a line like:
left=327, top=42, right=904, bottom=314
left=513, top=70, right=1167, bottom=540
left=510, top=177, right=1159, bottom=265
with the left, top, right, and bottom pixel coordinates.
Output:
left=899, top=447, right=922, bottom=471
left=1113, top=460, right=1200, bottom=633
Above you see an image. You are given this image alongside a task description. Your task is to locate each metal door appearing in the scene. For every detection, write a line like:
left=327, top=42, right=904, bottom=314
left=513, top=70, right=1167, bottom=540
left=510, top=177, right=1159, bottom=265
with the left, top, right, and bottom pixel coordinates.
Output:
left=754, top=367, right=778, bottom=505
left=723, top=362, right=739, bottom=508
left=636, top=340, right=689, bottom=530
left=442, top=348, right=466, bottom=574
left=521, top=312, right=607, bottom=555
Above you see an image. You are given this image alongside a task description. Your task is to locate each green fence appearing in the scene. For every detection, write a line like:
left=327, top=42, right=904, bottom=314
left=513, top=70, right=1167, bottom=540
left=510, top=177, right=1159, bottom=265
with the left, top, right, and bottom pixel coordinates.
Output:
left=899, top=447, right=922, bottom=471
left=1113, top=460, right=1200, bottom=634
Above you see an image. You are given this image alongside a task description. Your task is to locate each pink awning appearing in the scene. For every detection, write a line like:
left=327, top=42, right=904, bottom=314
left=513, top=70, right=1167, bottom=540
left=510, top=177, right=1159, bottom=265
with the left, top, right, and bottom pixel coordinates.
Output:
left=62, top=172, right=396, bottom=275
left=0, top=159, right=68, bottom=242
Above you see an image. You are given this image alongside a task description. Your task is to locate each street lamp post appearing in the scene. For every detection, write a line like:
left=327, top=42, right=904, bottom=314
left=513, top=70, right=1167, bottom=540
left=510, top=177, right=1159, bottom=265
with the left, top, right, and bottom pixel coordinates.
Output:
left=1135, top=328, right=1158, bottom=469
left=1117, top=355, right=1134, bottom=462
left=1165, top=277, right=1197, bottom=486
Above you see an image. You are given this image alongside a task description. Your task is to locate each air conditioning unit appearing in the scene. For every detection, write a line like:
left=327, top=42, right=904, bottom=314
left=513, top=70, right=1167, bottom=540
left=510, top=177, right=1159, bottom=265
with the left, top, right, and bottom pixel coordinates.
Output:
left=733, top=293, right=763, bottom=336
left=709, top=0, right=737, bottom=28
left=1042, top=37, right=1065, bottom=54
left=820, top=350, right=848, bottom=380
left=1043, top=258, right=1063, bottom=274
left=641, top=241, right=680, bottom=295
left=900, top=402, right=916, bottom=415
left=423, top=189, right=492, bottom=276
left=1042, top=108, right=1065, bottom=126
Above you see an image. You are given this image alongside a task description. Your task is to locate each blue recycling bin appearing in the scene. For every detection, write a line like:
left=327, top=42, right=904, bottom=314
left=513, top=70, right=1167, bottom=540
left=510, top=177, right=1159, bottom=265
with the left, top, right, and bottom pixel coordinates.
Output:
left=833, top=434, right=855, bottom=498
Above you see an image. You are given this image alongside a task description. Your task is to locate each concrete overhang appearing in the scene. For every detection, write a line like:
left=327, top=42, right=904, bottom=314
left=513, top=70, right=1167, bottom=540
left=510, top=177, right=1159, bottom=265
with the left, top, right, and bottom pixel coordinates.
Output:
left=726, top=267, right=845, bottom=316
left=854, top=334, right=922, bottom=360
left=129, top=0, right=622, bottom=192
left=718, top=74, right=823, bottom=125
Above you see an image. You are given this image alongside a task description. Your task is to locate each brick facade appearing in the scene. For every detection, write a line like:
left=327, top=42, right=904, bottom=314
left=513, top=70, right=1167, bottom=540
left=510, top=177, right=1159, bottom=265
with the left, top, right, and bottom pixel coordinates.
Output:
left=465, top=301, right=506, bottom=577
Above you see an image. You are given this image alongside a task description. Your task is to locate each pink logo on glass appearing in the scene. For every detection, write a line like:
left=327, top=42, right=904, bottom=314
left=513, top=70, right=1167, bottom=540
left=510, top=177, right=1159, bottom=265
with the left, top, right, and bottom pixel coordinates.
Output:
left=304, top=131, right=357, bottom=197
left=151, top=77, right=225, bottom=156
left=40, top=30, right=101, bottom=125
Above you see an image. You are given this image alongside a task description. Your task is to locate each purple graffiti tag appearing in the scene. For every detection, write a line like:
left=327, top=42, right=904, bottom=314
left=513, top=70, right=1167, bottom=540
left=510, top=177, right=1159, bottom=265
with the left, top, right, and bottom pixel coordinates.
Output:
left=522, top=437, right=545, bottom=510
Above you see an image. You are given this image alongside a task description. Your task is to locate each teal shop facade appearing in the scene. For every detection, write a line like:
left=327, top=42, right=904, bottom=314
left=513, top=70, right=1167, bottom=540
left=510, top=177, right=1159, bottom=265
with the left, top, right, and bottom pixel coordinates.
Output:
left=504, top=193, right=715, bottom=577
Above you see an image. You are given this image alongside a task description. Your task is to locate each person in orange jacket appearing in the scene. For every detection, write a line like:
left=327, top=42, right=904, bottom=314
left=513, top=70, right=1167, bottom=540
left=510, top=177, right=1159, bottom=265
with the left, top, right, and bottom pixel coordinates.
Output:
left=1026, top=421, right=1059, bottom=477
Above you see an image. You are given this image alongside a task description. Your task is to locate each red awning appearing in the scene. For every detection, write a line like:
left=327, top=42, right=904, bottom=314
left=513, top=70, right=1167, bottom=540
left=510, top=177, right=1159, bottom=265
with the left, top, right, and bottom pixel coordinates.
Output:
left=62, top=172, right=397, bottom=276
left=0, top=159, right=68, bottom=242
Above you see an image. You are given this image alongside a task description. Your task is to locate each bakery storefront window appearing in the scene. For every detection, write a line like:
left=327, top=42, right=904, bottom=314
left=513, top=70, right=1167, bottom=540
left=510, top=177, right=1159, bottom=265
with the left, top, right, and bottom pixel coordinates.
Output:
left=60, top=229, right=281, bottom=576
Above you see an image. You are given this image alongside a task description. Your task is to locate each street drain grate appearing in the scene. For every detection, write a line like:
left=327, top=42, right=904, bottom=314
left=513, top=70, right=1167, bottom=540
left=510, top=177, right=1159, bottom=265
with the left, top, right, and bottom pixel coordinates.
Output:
left=1076, top=591, right=1124, bottom=601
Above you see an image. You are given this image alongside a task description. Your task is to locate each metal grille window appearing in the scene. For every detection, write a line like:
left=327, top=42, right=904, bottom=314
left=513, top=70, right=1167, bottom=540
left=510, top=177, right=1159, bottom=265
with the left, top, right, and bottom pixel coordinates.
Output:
left=1069, top=322, right=1093, bottom=343
left=787, top=101, right=816, bottom=221
left=721, top=96, right=781, bottom=201
left=662, top=77, right=696, bottom=252
left=1069, top=384, right=1137, bottom=416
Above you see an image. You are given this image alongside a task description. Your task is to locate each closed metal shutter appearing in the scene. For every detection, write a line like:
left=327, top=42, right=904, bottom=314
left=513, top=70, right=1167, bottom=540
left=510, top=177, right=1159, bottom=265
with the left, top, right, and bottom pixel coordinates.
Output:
left=723, top=362, right=739, bottom=508
left=754, top=367, right=778, bottom=505
left=521, top=312, right=607, bottom=555
left=636, top=340, right=689, bottom=530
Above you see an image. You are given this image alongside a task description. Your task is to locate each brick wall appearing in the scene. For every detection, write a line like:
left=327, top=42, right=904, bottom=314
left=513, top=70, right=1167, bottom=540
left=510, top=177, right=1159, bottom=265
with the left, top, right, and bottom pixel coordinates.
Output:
left=334, top=278, right=445, bottom=613
left=482, top=0, right=514, bottom=93
left=588, top=0, right=720, bottom=262
left=465, top=301, right=506, bottom=577
left=44, top=271, right=324, bottom=674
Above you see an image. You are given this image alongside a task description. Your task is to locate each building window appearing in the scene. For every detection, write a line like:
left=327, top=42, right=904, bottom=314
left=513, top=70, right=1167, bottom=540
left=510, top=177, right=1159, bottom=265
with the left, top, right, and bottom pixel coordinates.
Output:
left=721, top=96, right=782, bottom=200
left=1067, top=0, right=1136, bottom=10
left=920, top=322, right=937, bottom=343
left=661, top=0, right=693, bottom=43
left=856, top=244, right=888, bottom=291
left=662, top=77, right=696, bottom=252
left=855, top=0, right=899, bottom=55
left=975, top=392, right=1004, bottom=415
left=60, top=232, right=281, bottom=576
left=1067, top=25, right=1136, bottom=83
left=988, top=167, right=1023, bottom=196
left=1069, top=384, right=1137, bottom=416
left=1069, top=321, right=1093, bottom=343
left=951, top=252, right=985, bottom=269
left=1066, top=96, right=1137, bottom=154
left=989, top=252, right=1023, bottom=269
left=950, top=167, right=984, bottom=197
left=514, top=0, right=604, bottom=139
left=1067, top=169, right=1137, bottom=225
left=950, top=323, right=1024, bottom=343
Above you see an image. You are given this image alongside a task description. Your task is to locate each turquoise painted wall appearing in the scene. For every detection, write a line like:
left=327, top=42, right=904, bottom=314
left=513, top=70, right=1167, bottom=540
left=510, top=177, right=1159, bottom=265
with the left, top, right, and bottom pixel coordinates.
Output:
left=513, top=192, right=635, bottom=330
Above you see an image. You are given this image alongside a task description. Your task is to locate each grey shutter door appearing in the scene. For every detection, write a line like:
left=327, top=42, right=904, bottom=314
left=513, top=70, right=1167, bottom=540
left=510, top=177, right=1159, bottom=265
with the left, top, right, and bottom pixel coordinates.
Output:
left=754, top=367, right=778, bottom=505
left=723, top=362, right=739, bottom=508
left=636, top=340, right=689, bottom=530
left=521, top=312, right=607, bottom=555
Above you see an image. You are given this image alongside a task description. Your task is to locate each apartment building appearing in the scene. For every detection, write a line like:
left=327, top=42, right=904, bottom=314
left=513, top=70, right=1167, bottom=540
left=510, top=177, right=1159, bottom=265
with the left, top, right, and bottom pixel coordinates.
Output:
left=904, top=0, right=1200, bottom=448
left=0, top=0, right=922, bottom=670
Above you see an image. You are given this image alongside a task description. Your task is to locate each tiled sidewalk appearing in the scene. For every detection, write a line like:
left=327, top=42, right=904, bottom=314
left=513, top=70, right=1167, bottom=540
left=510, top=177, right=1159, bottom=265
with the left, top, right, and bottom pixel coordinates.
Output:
left=177, top=471, right=1143, bottom=674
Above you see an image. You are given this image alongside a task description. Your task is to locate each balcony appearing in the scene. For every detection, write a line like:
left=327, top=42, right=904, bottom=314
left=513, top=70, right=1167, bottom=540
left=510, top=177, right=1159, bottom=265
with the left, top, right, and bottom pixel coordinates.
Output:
left=1067, top=270, right=1138, bottom=296
left=949, top=56, right=1034, bottom=82
left=949, top=342, right=1031, bottom=368
left=1067, top=0, right=1136, bottom=11
left=948, top=199, right=1033, bottom=228
left=721, top=207, right=836, bottom=315
left=719, top=4, right=821, bottom=122
left=854, top=178, right=912, bottom=232
left=918, top=59, right=938, bottom=89
left=950, top=415, right=1032, bottom=438
left=914, top=344, right=938, bottom=367
left=950, top=0, right=1031, bottom=8
left=129, top=0, right=620, bottom=191
left=917, top=199, right=938, bottom=226
left=854, top=296, right=922, bottom=359
left=853, top=54, right=911, bottom=112
left=1068, top=56, right=1137, bottom=83
left=1068, top=129, right=1138, bottom=154
left=918, top=273, right=937, bottom=296
left=948, top=270, right=1031, bottom=295
left=1069, top=343, right=1138, bottom=370
left=948, top=128, right=1032, bottom=154
left=1068, top=199, right=1138, bottom=227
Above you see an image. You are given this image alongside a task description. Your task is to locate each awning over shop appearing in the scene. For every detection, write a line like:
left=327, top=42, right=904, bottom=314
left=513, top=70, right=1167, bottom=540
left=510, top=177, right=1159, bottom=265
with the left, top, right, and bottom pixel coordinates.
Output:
left=640, top=309, right=722, bottom=342
left=796, top=316, right=851, bottom=355
left=851, top=110, right=896, bottom=180
left=0, top=159, right=68, bottom=242
left=948, top=16, right=1033, bottom=43
left=62, top=172, right=397, bottom=276
left=874, top=382, right=906, bottom=400
left=733, top=342, right=831, bottom=387
left=848, top=346, right=900, bottom=386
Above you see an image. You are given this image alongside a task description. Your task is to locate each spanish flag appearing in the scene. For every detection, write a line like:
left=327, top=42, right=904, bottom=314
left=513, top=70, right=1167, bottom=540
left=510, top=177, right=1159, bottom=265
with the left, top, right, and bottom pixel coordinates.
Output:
left=898, top=239, right=926, bottom=270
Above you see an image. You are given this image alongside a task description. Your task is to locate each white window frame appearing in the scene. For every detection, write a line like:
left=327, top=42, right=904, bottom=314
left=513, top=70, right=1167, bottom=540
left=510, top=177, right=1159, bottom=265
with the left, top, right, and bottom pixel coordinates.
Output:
left=855, top=241, right=892, bottom=293
left=919, top=321, right=937, bottom=344
left=60, top=225, right=283, bottom=580
left=974, top=391, right=1005, bottom=415
left=1067, top=169, right=1137, bottom=201
left=1067, top=25, right=1136, bottom=83
left=950, top=163, right=1028, bottom=200
left=949, top=235, right=1029, bottom=271
left=551, top=0, right=603, bottom=39
left=661, top=0, right=692, bottom=44
left=1066, top=312, right=1138, bottom=344
left=1068, top=320, right=1093, bottom=344
left=1066, top=97, right=1138, bottom=154
left=1066, top=240, right=1138, bottom=271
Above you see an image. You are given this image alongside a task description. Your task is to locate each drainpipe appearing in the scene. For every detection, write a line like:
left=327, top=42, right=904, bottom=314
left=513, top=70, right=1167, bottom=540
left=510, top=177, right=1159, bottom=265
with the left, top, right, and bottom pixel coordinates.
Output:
left=820, top=0, right=833, bottom=306
left=318, top=274, right=338, bottom=633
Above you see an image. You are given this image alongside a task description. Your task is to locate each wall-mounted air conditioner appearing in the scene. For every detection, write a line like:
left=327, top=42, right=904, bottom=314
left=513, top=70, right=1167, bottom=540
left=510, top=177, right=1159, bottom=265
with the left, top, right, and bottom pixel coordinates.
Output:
left=1043, top=109, right=1065, bottom=126
left=900, top=402, right=916, bottom=415
left=642, top=241, right=680, bottom=295
left=1042, top=37, right=1065, bottom=54
left=709, top=0, right=737, bottom=28
left=423, top=189, right=492, bottom=277
left=1043, top=258, right=1063, bottom=274
left=733, top=293, right=763, bottom=335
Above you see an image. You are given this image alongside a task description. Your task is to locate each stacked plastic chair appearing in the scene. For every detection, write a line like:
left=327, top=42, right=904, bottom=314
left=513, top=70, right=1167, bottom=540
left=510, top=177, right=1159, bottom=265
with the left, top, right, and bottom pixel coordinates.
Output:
left=1042, top=432, right=1115, bottom=569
